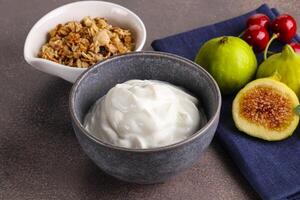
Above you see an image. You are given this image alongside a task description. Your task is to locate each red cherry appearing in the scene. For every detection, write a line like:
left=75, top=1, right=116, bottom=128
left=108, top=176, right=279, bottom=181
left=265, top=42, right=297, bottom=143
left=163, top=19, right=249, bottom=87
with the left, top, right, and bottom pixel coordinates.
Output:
left=289, top=42, right=300, bottom=53
left=247, top=13, right=270, bottom=29
left=271, top=14, right=297, bottom=42
left=242, top=25, right=270, bottom=52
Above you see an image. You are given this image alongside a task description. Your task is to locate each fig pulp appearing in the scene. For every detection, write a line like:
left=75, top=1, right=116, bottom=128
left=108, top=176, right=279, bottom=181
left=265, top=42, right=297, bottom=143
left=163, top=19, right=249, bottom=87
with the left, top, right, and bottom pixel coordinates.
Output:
left=257, top=44, right=300, bottom=98
left=233, top=78, right=299, bottom=141
left=195, top=36, right=257, bottom=94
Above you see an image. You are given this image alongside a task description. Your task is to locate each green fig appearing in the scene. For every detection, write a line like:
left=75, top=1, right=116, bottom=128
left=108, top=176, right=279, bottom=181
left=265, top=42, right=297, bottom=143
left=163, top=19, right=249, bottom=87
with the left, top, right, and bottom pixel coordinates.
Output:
left=257, top=44, right=300, bottom=98
left=195, top=36, right=257, bottom=94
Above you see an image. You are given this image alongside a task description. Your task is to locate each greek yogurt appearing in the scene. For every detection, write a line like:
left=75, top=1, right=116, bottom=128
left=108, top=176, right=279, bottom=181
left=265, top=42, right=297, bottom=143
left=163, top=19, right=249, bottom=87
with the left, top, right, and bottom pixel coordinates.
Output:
left=83, top=80, right=206, bottom=149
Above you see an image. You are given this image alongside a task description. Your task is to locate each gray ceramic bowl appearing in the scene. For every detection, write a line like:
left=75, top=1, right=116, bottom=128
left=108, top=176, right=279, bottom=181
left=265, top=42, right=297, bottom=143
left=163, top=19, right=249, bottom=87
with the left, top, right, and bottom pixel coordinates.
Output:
left=69, top=51, right=221, bottom=184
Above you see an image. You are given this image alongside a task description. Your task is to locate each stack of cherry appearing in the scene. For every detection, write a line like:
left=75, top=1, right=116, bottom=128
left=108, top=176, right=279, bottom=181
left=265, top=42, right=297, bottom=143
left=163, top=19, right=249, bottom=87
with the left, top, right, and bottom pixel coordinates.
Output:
left=242, top=13, right=300, bottom=54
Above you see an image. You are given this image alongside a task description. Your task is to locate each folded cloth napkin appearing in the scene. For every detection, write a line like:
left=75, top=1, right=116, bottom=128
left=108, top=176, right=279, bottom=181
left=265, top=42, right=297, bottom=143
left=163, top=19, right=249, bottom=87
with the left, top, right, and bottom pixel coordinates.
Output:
left=152, top=4, right=300, bottom=200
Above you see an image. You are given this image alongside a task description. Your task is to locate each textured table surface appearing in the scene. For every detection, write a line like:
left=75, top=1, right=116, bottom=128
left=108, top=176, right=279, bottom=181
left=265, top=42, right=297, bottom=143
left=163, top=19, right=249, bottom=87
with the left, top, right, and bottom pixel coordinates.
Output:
left=1, top=0, right=299, bottom=199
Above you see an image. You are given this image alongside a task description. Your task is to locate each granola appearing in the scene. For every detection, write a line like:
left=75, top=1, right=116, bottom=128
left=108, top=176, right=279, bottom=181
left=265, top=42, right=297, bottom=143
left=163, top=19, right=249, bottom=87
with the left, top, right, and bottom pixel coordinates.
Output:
left=38, top=17, right=135, bottom=68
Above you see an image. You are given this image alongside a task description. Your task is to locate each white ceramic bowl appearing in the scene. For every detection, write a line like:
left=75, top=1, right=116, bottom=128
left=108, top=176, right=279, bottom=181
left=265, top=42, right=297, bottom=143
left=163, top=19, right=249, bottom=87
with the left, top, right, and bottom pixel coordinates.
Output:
left=24, top=1, right=146, bottom=83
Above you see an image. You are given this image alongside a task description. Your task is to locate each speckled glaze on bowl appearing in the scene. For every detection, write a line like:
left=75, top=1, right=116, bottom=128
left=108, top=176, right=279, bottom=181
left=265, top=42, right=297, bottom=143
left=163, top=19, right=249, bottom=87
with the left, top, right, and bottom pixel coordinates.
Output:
left=69, top=51, right=221, bottom=184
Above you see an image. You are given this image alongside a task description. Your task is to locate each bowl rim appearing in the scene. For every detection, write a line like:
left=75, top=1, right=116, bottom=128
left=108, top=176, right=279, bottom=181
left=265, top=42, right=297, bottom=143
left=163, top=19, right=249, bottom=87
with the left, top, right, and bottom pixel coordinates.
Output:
left=23, top=0, right=147, bottom=70
left=69, top=51, right=222, bottom=153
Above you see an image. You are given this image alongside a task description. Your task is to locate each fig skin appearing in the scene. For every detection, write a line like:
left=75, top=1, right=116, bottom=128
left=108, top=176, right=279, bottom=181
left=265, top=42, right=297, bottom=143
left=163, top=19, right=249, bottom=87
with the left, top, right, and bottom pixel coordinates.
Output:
left=232, top=78, right=299, bottom=141
left=195, top=36, right=257, bottom=95
left=257, top=44, right=300, bottom=98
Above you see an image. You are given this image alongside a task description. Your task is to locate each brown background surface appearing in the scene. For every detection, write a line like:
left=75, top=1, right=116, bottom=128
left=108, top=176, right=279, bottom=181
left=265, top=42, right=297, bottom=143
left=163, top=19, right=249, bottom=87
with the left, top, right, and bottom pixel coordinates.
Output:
left=1, top=0, right=299, bottom=199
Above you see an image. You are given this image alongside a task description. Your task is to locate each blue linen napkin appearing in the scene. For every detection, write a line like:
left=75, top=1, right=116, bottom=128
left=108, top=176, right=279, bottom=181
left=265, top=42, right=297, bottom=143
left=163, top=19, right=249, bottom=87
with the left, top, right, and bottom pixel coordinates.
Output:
left=151, top=4, right=300, bottom=200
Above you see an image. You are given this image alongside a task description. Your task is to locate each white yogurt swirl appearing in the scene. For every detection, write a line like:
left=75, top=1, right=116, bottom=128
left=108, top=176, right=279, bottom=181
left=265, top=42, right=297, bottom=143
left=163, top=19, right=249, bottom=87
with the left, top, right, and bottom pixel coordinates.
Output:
left=84, top=80, right=206, bottom=149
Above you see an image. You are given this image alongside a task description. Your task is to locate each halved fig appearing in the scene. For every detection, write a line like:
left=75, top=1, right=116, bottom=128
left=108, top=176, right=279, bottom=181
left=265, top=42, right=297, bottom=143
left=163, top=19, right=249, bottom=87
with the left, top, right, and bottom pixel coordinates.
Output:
left=232, top=78, right=299, bottom=141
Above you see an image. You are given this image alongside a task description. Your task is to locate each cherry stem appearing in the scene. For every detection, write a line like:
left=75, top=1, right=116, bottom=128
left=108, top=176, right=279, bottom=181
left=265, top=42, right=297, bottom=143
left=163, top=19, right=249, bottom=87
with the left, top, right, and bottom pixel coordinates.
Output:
left=238, top=31, right=245, bottom=38
left=264, top=34, right=278, bottom=61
